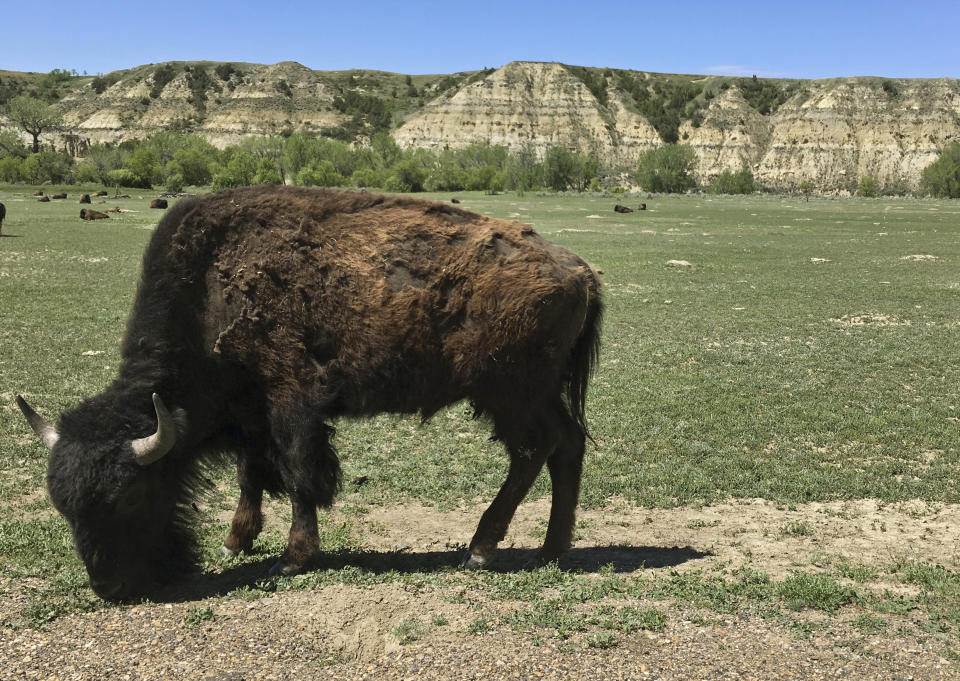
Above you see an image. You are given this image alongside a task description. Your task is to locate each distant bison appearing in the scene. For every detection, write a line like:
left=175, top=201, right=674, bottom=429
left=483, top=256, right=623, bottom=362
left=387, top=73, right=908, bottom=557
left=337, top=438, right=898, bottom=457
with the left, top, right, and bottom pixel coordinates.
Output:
left=93, top=190, right=108, bottom=197
left=33, top=190, right=45, bottom=196
left=150, top=198, right=168, bottom=209
left=0, top=202, right=5, bottom=236
left=105, top=206, right=121, bottom=213
left=52, top=193, right=67, bottom=199
left=614, top=204, right=633, bottom=213
left=638, top=203, right=647, bottom=211
left=80, top=194, right=91, bottom=204
left=38, top=196, right=51, bottom=202
left=18, top=186, right=603, bottom=601
left=451, top=198, right=461, bottom=203
left=80, top=208, right=109, bottom=220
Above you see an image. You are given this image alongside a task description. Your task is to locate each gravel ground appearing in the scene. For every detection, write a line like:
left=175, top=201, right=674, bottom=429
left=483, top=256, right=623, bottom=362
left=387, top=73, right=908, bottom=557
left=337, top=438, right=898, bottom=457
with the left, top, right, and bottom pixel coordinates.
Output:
left=4, top=499, right=958, bottom=680
left=3, top=592, right=954, bottom=681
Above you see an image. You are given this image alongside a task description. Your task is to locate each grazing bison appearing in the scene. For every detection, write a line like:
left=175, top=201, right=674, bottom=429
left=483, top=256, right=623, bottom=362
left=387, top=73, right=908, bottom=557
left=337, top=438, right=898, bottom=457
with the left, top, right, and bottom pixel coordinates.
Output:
left=80, top=194, right=91, bottom=204
left=150, top=198, right=168, bottom=209
left=614, top=204, right=633, bottom=213
left=18, top=186, right=603, bottom=601
left=52, top=193, right=67, bottom=199
left=80, top=208, right=109, bottom=220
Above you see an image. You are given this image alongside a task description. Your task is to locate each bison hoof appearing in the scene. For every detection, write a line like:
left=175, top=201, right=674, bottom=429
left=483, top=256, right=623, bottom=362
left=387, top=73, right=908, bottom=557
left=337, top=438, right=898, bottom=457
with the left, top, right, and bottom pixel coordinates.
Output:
left=219, top=545, right=238, bottom=559
left=460, top=550, right=491, bottom=570
left=268, top=561, right=299, bottom=577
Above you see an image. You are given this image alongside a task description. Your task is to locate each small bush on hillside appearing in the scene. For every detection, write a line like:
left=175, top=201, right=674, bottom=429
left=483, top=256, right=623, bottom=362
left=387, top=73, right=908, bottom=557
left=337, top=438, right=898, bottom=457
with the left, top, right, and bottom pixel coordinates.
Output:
left=635, top=144, right=698, bottom=193
left=857, top=175, right=879, bottom=197
left=708, top=166, right=755, bottom=194
left=920, top=142, right=960, bottom=198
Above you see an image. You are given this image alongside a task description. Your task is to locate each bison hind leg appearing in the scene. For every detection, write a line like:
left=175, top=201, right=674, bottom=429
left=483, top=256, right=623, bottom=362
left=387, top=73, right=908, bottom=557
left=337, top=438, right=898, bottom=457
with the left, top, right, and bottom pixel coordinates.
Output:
left=463, top=398, right=582, bottom=569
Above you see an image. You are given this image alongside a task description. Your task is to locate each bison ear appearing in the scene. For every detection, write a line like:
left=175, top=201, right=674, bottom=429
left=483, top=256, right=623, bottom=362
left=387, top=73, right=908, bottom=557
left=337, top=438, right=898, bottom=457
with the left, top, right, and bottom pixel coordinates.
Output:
left=130, top=394, right=181, bottom=466
left=16, top=395, right=60, bottom=450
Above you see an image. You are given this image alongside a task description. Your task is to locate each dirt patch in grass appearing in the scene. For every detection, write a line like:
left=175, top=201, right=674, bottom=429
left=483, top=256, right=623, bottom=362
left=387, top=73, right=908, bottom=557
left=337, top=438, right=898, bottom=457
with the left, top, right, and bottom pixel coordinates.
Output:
left=4, top=497, right=958, bottom=679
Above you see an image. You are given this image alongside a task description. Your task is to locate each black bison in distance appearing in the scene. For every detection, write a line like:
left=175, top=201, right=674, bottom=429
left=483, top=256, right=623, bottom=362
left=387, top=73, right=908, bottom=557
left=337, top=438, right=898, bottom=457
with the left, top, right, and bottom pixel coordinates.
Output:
left=18, top=186, right=603, bottom=601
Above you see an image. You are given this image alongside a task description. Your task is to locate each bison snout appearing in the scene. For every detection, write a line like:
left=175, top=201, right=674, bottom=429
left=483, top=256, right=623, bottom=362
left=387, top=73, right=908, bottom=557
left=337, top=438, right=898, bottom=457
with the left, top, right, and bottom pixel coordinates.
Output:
left=90, top=577, right=130, bottom=601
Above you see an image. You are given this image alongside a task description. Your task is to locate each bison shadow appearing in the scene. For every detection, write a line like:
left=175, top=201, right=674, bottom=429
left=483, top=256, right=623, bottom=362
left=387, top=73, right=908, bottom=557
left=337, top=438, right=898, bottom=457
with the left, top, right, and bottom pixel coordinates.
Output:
left=153, top=543, right=708, bottom=603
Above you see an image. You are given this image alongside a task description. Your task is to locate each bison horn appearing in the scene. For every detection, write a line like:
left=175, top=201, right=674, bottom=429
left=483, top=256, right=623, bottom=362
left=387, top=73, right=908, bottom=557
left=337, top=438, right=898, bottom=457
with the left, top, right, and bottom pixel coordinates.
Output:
left=16, top=395, right=60, bottom=450
left=131, top=394, right=177, bottom=466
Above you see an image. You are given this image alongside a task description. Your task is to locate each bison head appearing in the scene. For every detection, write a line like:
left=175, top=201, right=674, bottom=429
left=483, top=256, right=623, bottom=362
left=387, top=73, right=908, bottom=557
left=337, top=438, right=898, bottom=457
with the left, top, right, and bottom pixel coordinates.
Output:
left=17, top=393, right=194, bottom=601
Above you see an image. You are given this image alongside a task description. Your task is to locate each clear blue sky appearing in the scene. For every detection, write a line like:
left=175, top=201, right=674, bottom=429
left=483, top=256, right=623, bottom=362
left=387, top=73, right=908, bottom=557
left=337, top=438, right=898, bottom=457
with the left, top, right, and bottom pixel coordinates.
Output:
left=4, top=0, right=957, bottom=80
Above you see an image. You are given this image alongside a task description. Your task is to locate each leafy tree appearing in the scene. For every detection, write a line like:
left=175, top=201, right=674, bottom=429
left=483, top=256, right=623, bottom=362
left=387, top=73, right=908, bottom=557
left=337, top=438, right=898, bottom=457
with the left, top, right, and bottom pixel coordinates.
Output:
left=0, top=129, right=28, bottom=159
left=635, top=144, right=698, bottom=193
left=6, top=96, right=64, bottom=153
left=296, top=160, right=346, bottom=187
left=0, top=156, right=22, bottom=182
left=106, top=168, right=138, bottom=188
left=253, top=158, right=284, bottom=185
left=20, top=150, right=73, bottom=183
left=282, top=132, right=322, bottom=177
left=543, top=146, right=598, bottom=191
left=350, top=167, right=386, bottom=188
left=371, top=132, right=403, bottom=168
left=386, top=158, right=428, bottom=192
left=123, top=147, right=162, bottom=188
left=798, top=180, right=814, bottom=201
left=238, top=136, right=286, bottom=183
left=920, top=142, right=960, bottom=198
left=74, top=162, right=101, bottom=184
left=211, top=151, right=257, bottom=189
left=708, top=166, right=755, bottom=194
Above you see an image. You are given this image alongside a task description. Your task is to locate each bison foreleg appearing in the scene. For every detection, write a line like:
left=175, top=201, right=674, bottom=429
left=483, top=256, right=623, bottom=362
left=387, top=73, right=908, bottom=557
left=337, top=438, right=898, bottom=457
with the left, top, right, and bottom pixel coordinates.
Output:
left=221, top=486, right=264, bottom=557
left=270, top=494, right=318, bottom=576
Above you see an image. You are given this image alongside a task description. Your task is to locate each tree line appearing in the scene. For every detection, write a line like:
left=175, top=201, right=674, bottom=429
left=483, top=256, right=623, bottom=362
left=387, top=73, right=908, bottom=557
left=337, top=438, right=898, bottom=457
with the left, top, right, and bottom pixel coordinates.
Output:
left=1, top=116, right=959, bottom=198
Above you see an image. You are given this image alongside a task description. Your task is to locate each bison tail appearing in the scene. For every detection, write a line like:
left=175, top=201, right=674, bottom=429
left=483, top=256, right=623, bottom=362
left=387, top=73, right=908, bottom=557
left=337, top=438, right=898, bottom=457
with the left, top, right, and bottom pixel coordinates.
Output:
left=564, top=289, right=603, bottom=441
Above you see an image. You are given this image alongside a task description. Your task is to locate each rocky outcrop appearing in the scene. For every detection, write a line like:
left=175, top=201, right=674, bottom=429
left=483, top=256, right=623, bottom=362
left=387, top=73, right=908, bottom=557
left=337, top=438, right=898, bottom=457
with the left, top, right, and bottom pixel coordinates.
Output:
left=3, top=60, right=959, bottom=193
left=52, top=61, right=344, bottom=148
left=755, top=79, right=960, bottom=193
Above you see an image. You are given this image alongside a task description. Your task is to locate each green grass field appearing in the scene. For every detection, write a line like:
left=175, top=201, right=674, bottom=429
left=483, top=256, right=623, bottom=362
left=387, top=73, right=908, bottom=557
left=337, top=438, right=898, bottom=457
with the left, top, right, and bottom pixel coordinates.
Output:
left=1, top=186, right=958, bottom=650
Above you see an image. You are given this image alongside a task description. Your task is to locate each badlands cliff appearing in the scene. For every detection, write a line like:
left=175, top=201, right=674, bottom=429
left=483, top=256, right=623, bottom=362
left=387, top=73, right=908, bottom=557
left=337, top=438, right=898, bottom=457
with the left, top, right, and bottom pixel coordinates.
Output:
left=3, top=60, right=959, bottom=192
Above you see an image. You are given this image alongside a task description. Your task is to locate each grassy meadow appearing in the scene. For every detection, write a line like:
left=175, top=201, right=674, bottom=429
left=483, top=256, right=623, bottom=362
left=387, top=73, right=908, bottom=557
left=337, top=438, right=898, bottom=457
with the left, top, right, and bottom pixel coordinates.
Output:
left=0, top=186, right=958, bottom=653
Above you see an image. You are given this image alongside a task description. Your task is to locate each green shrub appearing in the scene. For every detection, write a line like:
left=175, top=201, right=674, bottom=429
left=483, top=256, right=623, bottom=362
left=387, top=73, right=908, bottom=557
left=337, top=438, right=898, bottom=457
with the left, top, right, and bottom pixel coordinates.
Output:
left=296, top=160, right=346, bottom=187
left=164, top=172, right=184, bottom=193
left=0, top=156, right=22, bottom=182
left=920, top=142, right=960, bottom=198
left=150, top=64, right=179, bottom=99
left=708, top=166, right=755, bottom=194
left=635, top=144, right=698, bottom=193
left=74, top=162, right=101, bottom=184
left=106, top=168, right=138, bottom=188
left=350, top=167, right=385, bottom=188
left=856, top=175, right=879, bottom=197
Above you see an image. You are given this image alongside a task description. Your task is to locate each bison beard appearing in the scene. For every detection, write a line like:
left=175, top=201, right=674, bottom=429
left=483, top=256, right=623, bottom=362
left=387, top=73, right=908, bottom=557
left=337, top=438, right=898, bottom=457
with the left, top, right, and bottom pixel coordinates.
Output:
left=19, top=186, right=602, bottom=600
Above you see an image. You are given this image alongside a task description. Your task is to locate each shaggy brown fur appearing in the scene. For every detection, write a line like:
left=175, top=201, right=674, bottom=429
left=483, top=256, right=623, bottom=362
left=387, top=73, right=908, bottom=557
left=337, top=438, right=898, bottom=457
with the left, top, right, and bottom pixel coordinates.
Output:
left=150, top=198, right=168, bottom=209
left=28, top=186, right=602, bottom=599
